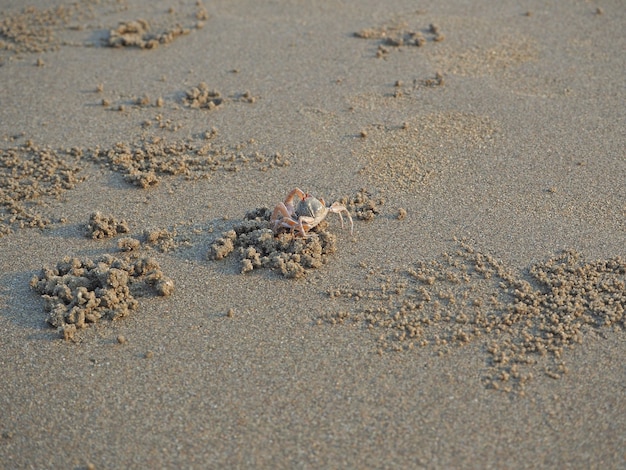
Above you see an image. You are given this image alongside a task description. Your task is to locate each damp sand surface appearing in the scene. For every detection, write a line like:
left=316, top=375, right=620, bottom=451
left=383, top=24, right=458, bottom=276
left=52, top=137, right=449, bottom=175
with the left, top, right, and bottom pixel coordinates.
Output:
left=1, top=1, right=625, bottom=468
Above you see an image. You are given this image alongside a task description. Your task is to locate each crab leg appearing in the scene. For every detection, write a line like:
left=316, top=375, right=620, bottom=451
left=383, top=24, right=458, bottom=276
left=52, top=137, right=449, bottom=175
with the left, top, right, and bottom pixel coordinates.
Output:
left=271, top=203, right=293, bottom=232
left=284, top=187, right=308, bottom=207
left=344, top=209, right=354, bottom=234
left=337, top=212, right=345, bottom=229
left=329, top=202, right=354, bottom=235
left=271, top=204, right=310, bottom=237
left=297, top=218, right=311, bottom=238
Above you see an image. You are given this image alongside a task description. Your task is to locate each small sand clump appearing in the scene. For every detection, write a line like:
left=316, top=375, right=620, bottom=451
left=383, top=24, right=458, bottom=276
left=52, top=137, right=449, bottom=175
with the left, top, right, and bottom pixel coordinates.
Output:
left=354, top=18, right=444, bottom=58
left=87, top=212, right=129, bottom=239
left=340, top=188, right=384, bottom=221
left=117, top=227, right=188, bottom=254
left=421, top=71, right=445, bottom=87
left=183, top=83, right=257, bottom=109
left=208, top=207, right=338, bottom=279
left=143, top=228, right=179, bottom=252
left=31, top=254, right=174, bottom=340
left=106, top=19, right=190, bottom=49
left=118, top=237, right=141, bottom=252
left=184, top=83, right=223, bottom=109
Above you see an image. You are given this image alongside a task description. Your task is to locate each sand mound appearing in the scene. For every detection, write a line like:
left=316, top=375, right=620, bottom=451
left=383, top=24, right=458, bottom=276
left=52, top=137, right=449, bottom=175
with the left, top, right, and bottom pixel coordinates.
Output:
left=209, top=207, right=338, bottom=279
left=31, top=254, right=174, bottom=340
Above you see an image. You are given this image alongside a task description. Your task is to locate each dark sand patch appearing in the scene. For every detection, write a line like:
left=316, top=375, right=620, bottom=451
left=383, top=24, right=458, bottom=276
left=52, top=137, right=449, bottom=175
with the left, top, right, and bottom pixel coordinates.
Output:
left=31, top=254, right=174, bottom=341
left=322, top=241, right=625, bottom=394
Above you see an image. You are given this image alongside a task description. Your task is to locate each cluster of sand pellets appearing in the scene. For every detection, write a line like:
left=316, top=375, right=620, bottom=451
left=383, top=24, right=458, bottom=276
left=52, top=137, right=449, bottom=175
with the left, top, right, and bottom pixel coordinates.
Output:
left=183, top=83, right=257, bottom=110
left=322, top=241, right=625, bottom=394
left=208, top=207, right=338, bottom=279
left=183, top=83, right=224, bottom=110
left=420, top=71, right=445, bottom=87
left=105, top=0, right=209, bottom=49
left=355, top=19, right=444, bottom=57
left=0, top=1, right=207, bottom=59
left=86, top=211, right=129, bottom=239
left=106, top=19, right=192, bottom=49
left=0, top=142, right=84, bottom=236
left=31, top=211, right=187, bottom=340
left=118, top=227, right=183, bottom=254
left=87, top=136, right=290, bottom=188
left=339, top=188, right=384, bottom=222
left=31, top=254, right=174, bottom=341
left=84, top=210, right=188, bottom=253
left=0, top=2, right=90, bottom=55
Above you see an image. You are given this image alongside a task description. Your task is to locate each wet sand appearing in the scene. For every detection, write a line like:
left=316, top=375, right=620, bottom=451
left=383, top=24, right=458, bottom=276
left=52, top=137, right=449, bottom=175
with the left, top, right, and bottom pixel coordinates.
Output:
left=1, top=1, right=625, bottom=468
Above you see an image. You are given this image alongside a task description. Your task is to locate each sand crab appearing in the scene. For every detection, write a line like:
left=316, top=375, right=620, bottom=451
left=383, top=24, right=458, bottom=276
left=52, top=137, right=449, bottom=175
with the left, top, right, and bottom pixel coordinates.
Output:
left=271, top=188, right=353, bottom=237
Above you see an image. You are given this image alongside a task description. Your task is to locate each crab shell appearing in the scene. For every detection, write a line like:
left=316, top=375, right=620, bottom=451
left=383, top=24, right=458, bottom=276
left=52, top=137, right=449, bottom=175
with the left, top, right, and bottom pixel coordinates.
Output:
left=295, top=196, right=327, bottom=220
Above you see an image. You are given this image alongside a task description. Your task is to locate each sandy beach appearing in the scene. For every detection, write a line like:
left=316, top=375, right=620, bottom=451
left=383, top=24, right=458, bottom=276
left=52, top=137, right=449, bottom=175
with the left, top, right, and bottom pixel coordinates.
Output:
left=1, top=0, right=625, bottom=468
